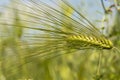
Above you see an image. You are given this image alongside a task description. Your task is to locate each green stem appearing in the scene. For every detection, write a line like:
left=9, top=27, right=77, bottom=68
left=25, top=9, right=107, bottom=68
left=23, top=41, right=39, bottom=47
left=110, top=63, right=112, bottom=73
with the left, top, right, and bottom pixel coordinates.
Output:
left=101, top=0, right=107, bottom=14
left=97, top=52, right=102, bottom=76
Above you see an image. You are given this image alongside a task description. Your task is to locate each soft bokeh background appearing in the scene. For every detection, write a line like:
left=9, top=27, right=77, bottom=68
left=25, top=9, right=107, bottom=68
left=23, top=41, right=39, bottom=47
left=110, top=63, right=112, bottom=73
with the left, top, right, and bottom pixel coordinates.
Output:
left=0, top=0, right=120, bottom=80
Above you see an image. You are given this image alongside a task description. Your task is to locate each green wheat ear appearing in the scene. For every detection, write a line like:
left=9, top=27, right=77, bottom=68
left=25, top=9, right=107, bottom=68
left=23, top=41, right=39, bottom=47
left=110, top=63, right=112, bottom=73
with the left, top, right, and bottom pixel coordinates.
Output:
left=1, top=0, right=120, bottom=80
left=1, top=0, right=114, bottom=50
left=67, top=34, right=113, bottom=49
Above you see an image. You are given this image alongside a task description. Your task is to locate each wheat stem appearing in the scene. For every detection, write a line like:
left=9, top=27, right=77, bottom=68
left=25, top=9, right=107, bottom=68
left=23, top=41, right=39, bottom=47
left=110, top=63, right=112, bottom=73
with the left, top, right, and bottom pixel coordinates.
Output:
left=101, top=0, right=107, bottom=14
left=97, top=51, right=102, bottom=76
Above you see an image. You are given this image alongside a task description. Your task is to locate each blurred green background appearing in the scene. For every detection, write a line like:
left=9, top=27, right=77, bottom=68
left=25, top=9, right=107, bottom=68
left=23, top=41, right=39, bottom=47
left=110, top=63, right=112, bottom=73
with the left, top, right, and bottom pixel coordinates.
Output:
left=0, top=0, right=120, bottom=80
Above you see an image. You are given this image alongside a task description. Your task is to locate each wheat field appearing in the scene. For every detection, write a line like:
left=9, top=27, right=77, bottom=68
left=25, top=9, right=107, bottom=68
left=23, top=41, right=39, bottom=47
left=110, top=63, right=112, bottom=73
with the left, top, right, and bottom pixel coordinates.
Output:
left=0, top=0, right=120, bottom=80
